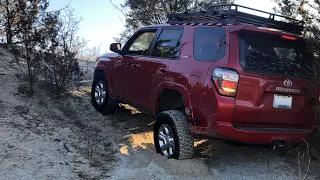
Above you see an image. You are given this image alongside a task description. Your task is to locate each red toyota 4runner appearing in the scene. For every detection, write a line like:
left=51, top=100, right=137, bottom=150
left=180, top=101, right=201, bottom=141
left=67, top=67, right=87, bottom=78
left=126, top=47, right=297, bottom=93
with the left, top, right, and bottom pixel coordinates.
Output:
left=92, top=4, right=317, bottom=159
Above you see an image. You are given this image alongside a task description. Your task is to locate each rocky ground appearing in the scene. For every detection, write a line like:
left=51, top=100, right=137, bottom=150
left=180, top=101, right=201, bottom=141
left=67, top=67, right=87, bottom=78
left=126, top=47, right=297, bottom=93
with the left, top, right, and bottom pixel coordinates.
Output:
left=0, top=46, right=319, bottom=180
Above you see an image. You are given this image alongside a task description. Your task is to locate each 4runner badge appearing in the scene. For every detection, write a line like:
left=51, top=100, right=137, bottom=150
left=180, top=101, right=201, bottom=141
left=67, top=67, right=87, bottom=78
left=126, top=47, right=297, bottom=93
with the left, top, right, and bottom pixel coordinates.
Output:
left=276, top=87, right=300, bottom=94
left=276, top=79, right=300, bottom=93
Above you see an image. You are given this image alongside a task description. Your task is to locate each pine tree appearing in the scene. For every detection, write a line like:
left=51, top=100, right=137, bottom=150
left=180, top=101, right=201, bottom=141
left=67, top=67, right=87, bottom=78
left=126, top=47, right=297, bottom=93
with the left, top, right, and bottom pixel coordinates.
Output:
left=14, top=0, right=48, bottom=93
left=113, top=0, right=234, bottom=44
left=0, top=0, right=19, bottom=44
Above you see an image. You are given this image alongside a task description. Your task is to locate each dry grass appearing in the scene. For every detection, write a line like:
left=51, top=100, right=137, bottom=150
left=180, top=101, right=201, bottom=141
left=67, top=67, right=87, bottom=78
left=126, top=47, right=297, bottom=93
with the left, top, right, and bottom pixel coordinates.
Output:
left=16, top=83, right=32, bottom=96
left=0, top=100, right=4, bottom=110
left=298, top=141, right=311, bottom=180
left=14, top=105, right=29, bottom=115
left=315, top=106, right=320, bottom=131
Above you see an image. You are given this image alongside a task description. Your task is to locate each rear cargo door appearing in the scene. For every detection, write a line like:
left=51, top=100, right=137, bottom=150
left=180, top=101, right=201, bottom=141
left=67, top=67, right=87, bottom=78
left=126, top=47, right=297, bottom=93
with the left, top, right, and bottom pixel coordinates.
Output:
left=232, top=32, right=315, bottom=129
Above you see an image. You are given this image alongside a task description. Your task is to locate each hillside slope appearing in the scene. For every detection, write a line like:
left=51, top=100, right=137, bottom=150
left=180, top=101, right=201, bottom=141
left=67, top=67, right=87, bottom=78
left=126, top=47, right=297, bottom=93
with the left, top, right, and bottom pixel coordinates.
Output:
left=0, top=47, right=118, bottom=179
left=0, top=46, right=319, bottom=180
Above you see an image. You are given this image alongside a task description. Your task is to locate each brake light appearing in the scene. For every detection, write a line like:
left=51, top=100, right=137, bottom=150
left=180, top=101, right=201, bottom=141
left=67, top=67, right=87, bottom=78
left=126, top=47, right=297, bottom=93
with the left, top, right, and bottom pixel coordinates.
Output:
left=212, top=68, right=239, bottom=97
left=282, top=35, right=296, bottom=40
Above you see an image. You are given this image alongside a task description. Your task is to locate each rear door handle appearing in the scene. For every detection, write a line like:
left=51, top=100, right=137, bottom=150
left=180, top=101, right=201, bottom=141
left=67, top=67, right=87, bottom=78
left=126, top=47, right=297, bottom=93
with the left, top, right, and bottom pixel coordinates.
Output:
left=132, top=64, right=140, bottom=68
left=159, top=68, right=168, bottom=73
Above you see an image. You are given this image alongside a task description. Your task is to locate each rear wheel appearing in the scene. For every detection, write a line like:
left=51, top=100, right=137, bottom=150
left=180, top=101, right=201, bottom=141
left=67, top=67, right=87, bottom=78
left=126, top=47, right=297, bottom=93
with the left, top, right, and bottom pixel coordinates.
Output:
left=154, top=110, right=194, bottom=159
left=91, top=74, right=118, bottom=114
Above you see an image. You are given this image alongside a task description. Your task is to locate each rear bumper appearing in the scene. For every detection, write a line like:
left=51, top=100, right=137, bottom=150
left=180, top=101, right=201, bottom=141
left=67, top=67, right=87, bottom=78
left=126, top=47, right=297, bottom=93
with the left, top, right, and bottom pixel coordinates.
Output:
left=217, top=121, right=316, bottom=144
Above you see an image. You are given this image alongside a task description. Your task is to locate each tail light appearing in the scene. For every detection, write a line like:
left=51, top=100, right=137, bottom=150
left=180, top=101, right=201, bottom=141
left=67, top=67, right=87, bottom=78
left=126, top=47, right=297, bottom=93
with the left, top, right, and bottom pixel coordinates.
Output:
left=282, top=35, right=296, bottom=40
left=212, top=67, right=239, bottom=97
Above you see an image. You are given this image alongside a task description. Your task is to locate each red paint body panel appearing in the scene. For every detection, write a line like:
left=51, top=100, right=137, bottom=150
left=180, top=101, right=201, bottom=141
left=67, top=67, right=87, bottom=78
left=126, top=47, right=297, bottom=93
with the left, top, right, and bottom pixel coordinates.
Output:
left=217, top=121, right=316, bottom=144
left=138, top=57, right=178, bottom=111
left=95, top=24, right=317, bottom=145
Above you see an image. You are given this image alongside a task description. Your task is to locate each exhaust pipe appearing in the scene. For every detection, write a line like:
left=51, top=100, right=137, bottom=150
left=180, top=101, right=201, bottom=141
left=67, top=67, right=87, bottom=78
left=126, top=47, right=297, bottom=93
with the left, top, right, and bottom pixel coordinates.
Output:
left=272, top=141, right=285, bottom=150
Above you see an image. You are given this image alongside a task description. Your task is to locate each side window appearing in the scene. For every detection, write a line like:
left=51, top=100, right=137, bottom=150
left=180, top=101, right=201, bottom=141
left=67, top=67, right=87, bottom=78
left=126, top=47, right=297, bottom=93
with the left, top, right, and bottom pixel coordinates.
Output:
left=194, top=27, right=226, bottom=62
left=127, top=31, right=156, bottom=55
left=151, top=29, right=183, bottom=59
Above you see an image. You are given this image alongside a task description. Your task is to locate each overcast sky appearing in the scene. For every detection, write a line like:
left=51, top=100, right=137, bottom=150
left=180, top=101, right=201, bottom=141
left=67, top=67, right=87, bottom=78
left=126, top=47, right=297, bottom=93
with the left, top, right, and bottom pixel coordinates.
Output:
left=48, top=0, right=278, bottom=54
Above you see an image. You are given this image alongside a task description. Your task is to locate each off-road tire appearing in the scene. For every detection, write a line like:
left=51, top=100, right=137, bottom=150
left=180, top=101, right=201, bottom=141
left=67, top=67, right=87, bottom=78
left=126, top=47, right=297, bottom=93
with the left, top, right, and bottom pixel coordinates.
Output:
left=154, top=110, right=194, bottom=159
left=91, top=74, right=118, bottom=114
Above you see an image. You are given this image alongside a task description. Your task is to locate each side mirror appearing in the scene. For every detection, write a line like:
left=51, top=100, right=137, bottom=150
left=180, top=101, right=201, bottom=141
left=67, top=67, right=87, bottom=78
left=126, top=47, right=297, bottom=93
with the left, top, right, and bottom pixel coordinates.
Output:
left=110, top=43, right=122, bottom=54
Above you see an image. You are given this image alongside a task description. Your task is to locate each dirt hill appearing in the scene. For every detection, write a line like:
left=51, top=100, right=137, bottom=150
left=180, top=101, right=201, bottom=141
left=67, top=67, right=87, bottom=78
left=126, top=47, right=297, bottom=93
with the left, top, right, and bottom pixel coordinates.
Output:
left=0, top=46, right=319, bottom=180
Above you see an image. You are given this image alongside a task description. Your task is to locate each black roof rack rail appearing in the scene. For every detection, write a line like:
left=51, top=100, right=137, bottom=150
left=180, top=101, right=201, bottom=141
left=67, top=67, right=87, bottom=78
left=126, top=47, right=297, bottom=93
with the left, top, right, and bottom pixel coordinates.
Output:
left=167, top=4, right=304, bottom=35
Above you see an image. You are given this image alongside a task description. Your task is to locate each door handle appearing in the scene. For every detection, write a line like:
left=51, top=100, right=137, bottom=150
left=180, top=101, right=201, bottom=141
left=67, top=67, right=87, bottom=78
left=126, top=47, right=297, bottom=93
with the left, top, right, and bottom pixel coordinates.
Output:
left=159, top=68, right=168, bottom=73
left=132, top=64, right=140, bottom=68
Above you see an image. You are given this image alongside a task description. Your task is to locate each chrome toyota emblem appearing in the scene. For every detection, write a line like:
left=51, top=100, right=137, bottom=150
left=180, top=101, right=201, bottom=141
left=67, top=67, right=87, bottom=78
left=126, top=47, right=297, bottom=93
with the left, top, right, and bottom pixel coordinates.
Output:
left=283, top=79, right=293, bottom=87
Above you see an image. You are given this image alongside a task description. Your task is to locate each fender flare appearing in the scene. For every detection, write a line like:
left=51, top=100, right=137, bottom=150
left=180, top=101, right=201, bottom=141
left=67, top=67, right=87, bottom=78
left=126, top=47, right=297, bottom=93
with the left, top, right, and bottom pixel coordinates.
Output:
left=153, top=81, right=192, bottom=115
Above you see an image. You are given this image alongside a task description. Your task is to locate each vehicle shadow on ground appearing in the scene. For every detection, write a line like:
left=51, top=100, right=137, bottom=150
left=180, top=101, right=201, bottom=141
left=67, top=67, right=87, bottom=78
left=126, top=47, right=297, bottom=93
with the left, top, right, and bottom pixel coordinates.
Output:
left=110, top=104, right=277, bottom=155
left=111, top=104, right=155, bottom=134
left=108, top=104, right=320, bottom=179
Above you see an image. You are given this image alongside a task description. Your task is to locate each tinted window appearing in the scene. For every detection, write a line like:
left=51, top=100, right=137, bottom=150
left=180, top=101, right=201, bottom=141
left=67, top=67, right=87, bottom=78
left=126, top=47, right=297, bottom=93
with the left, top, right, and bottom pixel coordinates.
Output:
left=194, top=27, right=226, bottom=62
left=128, top=31, right=156, bottom=55
left=240, top=33, right=315, bottom=79
left=151, top=29, right=183, bottom=59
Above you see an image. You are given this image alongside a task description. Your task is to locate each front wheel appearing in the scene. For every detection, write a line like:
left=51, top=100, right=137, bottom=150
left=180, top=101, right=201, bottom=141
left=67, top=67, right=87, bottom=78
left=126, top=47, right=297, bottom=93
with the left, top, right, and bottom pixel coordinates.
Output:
left=154, top=110, right=194, bottom=159
left=91, top=75, right=118, bottom=114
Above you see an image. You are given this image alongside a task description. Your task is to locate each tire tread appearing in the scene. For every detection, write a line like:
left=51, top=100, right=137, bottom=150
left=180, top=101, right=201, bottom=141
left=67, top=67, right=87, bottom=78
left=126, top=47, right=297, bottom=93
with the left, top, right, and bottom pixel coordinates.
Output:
left=91, top=74, right=118, bottom=114
left=156, top=110, right=194, bottom=159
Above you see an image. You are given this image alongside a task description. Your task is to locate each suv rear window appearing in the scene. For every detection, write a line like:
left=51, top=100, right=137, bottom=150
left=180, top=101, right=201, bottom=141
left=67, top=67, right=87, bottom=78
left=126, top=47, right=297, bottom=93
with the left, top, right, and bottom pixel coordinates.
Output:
left=151, top=28, right=183, bottom=59
left=239, top=33, right=315, bottom=79
left=194, top=27, right=226, bottom=62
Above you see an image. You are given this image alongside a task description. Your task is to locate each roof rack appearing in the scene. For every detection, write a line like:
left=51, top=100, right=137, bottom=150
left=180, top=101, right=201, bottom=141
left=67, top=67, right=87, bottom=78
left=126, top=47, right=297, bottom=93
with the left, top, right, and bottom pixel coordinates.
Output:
left=167, top=4, right=304, bottom=35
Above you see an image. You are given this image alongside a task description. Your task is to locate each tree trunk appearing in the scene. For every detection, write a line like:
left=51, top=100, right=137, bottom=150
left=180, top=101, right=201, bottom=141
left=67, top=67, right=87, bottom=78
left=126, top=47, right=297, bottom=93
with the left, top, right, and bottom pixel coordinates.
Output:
left=25, top=43, right=33, bottom=94
left=5, top=0, right=13, bottom=45
left=6, top=30, right=12, bottom=45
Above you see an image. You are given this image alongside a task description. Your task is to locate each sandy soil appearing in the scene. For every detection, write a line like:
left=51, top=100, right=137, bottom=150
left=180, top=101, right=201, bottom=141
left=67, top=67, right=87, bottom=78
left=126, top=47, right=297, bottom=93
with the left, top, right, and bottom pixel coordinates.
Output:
left=0, top=46, right=319, bottom=180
